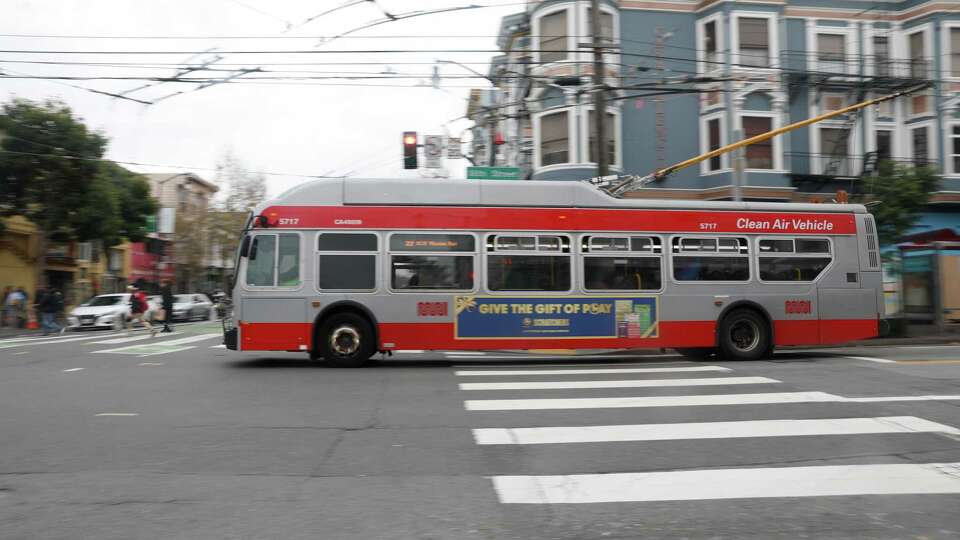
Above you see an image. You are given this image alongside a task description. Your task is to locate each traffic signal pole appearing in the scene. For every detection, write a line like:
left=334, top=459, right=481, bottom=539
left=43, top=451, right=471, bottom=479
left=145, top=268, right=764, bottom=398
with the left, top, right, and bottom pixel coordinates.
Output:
left=591, top=0, right=608, bottom=178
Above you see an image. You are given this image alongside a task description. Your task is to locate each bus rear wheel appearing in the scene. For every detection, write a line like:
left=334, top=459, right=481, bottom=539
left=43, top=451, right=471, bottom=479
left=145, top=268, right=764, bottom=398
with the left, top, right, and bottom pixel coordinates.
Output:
left=317, top=313, right=375, bottom=368
left=718, top=308, right=770, bottom=361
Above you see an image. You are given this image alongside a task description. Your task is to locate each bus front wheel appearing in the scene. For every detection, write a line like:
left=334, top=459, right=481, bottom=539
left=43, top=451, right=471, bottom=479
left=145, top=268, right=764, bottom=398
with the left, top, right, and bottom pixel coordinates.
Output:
left=718, top=309, right=770, bottom=361
left=316, top=313, right=375, bottom=368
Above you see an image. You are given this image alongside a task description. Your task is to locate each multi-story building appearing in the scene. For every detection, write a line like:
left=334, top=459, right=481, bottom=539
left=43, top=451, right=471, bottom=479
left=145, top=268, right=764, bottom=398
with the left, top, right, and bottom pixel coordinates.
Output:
left=143, top=172, right=219, bottom=293
left=468, top=0, right=960, bottom=212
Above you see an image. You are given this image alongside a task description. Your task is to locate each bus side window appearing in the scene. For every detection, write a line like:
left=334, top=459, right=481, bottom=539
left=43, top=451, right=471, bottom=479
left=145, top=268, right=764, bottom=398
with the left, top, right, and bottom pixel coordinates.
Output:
left=277, top=234, right=301, bottom=287
left=246, top=235, right=276, bottom=287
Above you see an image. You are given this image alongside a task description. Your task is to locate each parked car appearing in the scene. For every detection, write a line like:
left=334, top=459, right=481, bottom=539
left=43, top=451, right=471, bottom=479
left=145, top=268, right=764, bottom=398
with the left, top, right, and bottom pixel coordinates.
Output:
left=171, top=294, right=214, bottom=322
left=67, top=294, right=131, bottom=330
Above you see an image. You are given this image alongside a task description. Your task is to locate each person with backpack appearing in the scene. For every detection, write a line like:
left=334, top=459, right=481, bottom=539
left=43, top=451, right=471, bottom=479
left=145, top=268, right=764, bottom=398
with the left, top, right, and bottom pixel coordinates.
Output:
left=38, top=287, right=64, bottom=336
left=126, top=285, right=156, bottom=336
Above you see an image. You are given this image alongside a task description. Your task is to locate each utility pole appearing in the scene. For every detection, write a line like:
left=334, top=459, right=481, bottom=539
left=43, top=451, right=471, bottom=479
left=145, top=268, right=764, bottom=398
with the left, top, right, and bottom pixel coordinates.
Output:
left=590, top=0, right=608, bottom=177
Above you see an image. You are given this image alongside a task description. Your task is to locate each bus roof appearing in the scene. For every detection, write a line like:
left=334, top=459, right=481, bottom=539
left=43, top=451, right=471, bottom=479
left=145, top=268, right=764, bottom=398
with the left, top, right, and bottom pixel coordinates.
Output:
left=260, top=178, right=867, bottom=215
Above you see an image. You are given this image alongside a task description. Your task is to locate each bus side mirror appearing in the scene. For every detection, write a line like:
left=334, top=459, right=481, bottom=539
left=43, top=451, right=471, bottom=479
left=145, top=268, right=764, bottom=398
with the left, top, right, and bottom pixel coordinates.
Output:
left=240, top=236, right=252, bottom=258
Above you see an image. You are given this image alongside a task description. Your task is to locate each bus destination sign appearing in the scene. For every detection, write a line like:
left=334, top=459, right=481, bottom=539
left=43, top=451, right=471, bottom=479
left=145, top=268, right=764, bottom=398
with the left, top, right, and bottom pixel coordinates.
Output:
left=453, top=296, right=658, bottom=339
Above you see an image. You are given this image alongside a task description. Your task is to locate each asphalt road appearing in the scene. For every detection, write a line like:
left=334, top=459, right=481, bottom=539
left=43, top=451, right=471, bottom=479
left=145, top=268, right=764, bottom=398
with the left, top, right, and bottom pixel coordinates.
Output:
left=2, top=324, right=960, bottom=539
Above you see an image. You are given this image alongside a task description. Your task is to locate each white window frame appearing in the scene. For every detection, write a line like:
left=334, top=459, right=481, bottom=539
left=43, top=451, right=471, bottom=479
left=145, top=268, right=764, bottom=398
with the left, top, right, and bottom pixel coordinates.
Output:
left=941, top=21, right=960, bottom=81
left=864, top=27, right=893, bottom=78
left=696, top=12, right=724, bottom=74
left=243, top=232, right=304, bottom=291
left=580, top=234, right=664, bottom=293
left=872, top=126, right=897, bottom=164
left=532, top=4, right=573, bottom=65
left=731, top=12, right=779, bottom=71
left=812, top=123, right=858, bottom=176
left=76, top=242, right=92, bottom=262
left=700, top=111, right=729, bottom=175
left=908, top=120, right=935, bottom=167
left=755, top=236, right=834, bottom=284
left=905, top=23, right=932, bottom=79
left=737, top=112, right=783, bottom=172
left=906, top=88, right=933, bottom=119
left=385, top=231, right=478, bottom=294
left=808, top=26, right=857, bottom=76
left=314, top=231, right=378, bottom=293
left=947, top=121, right=960, bottom=176
left=533, top=107, right=576, bottom=170
left=578, top=2, right=620, bottom=68
left=484, top=232, right=574, bottom=295
left=579, top=105, right=622, bottom=170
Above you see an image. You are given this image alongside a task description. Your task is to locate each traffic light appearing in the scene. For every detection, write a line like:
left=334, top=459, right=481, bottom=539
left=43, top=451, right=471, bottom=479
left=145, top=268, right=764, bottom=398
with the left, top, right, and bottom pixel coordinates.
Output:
left=403, top=131, right=418, bottom=169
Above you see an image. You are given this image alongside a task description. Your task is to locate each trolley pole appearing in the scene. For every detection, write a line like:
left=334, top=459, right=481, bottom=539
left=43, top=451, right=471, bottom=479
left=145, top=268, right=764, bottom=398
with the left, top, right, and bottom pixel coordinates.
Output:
left=590, top=0, right=608, bottom=178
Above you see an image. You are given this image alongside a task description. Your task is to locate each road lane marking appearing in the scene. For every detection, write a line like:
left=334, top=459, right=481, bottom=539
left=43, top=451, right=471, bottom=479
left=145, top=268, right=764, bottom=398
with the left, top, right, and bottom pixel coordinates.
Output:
left=845, top=356, right=897, bottom=364
left=455, top=366, right=731, bottom=376
left=395, top=350, right=425, bottom=354
left=13, top=351, right=28, bottom=355
left=92, top=333, right=220, bottom=354
left=95, top=413, right=139, bottom=417
left=445, top=351, right=486, bottom=356
left=473, top=416, right=960, bottom=445
left=62, top=368, right=85, bottom=372
left=491, top=462, right=960, bottom=504
left=138, top=362, right=164, bottom=366
left=896, top=359, right=960, bottom=365
left=210, top=344, right=226, bottom=348
left=459, top=376, right=779, bottom=391
left=0, top=334, right=121, bottom=349
left=91, top=332, right=180, bottom=345
left=464, top=392, right=960, bottom=411
left=448, top=355, right=684, bottom=362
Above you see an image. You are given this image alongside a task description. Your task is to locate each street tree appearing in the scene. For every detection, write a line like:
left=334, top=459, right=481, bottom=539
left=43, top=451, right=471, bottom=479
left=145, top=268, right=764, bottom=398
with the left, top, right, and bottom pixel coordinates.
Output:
left=0, top=98, right=158, bottom=286
left=862, top=162, right=939, bottom=246
left=216, top=150, right=267, bottom=212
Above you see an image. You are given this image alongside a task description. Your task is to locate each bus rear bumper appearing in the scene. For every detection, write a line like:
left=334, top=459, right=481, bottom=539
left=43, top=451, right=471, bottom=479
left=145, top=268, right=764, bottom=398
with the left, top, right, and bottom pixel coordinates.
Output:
left=222, top=317, right=238, bottom=350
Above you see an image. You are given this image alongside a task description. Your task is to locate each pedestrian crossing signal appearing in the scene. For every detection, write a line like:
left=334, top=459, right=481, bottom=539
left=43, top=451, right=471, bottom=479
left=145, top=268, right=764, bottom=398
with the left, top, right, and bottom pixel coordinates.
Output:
left=403, top=131, right=418, bottom=169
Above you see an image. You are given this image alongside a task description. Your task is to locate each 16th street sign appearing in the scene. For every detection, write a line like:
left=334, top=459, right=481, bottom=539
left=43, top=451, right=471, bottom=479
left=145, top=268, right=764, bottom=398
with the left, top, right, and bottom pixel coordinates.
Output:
left=467, top=166, right=521, bottom=180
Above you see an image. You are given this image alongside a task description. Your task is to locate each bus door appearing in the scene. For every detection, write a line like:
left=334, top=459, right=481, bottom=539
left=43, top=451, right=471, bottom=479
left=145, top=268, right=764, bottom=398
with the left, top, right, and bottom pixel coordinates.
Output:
left=237, top=232, right=308, bottom=351
left=817, top=215, right=882, bottom=342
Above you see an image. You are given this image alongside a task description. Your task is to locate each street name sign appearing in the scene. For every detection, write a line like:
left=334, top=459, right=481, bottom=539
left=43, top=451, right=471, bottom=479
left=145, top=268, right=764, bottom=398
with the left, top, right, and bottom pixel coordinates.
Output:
left=467, top=166, right=521, bottom=180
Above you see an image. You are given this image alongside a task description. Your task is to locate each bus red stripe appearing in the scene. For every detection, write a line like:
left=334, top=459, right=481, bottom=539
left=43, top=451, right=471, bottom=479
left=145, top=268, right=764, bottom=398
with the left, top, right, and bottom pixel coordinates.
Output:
left=237, top=318, right=877, bottom=352
left=259, top=206, right=857, bottom=235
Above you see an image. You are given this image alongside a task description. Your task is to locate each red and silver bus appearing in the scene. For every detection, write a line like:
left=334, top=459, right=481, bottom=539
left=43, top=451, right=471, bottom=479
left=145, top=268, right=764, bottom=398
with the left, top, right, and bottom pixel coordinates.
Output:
left=222, top=178, right=882, bottom=366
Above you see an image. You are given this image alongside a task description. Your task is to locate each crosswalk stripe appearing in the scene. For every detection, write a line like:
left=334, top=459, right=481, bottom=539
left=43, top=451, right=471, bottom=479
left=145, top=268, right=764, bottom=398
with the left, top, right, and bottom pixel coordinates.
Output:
left=91, top=332, right=180, bottom=345
left=459, top=376, right=778, bottom=391
left=473, top=416, right=960, bottom=445
left=0, top=333, right=121, bottom=349
left=491, top=462, right=960, bottom=504
left=455, top=366, right=731, bottom=376
left=92, top=333, right=220, bottom=354
left=464, top=391, right=960, bottom=411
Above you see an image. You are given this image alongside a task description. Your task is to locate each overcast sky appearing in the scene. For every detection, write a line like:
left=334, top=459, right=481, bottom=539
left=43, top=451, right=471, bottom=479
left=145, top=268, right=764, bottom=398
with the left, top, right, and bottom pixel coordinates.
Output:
left=2, top=0, right=523, bottom=197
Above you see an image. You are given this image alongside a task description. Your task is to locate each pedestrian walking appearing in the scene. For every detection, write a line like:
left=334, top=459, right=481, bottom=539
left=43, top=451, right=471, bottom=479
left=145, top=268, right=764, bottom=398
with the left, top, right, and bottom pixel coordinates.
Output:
left=126, top=285, right=156, bottom=337
left=160, top=279, right=174, bottom=333
left=1, top=286, right=10, bottom=327
left=7, top=287, right=27, bottom=329
left=38, top=287, right=63, bottom=336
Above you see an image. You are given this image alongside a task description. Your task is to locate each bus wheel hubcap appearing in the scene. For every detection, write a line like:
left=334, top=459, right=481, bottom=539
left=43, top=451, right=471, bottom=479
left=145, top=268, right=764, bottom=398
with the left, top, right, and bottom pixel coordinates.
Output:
left=730, top=320, right=760, bottom=352
left=330, top=326, right=360, bottom=356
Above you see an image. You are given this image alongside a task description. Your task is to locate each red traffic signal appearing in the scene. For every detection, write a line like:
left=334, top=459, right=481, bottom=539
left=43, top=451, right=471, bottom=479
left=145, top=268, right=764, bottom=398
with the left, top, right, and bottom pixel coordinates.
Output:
left=403, top=131, right=418, bottom=169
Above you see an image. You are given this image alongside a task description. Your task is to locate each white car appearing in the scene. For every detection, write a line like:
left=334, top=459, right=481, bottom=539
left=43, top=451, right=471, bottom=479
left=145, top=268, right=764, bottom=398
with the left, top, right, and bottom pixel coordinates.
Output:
left=67, top=294, right=133, bottom=330
left=171, top=294, right=214, bottom=322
